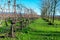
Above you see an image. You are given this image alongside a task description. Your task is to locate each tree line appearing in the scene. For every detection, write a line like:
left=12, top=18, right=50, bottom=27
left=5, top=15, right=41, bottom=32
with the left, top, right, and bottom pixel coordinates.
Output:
left=41, top=0, right=60, bottom=24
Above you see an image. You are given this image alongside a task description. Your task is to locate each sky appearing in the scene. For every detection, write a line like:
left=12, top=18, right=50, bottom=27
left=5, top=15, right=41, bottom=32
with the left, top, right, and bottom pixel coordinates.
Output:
left=0, top=0, right=42, bottom=15
left=0, top=0, right=60, bottom=15
left=19, top=0, right=42, bottom=15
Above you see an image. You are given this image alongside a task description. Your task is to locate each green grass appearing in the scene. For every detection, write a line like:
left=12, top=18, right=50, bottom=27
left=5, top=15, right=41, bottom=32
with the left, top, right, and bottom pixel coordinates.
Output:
left=54, top=20, right=60, bottom=24
left=0, top=18, right=60, bottom=40
left=29, top=18, right=60, bottom=32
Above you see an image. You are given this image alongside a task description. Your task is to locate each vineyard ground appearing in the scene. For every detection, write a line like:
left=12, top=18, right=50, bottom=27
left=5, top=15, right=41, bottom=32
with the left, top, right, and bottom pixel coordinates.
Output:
left=0, top=18, right=60, bottom=40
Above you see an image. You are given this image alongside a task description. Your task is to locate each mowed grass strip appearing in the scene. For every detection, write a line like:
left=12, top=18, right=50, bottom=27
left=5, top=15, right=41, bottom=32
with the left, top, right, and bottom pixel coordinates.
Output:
left=29, top=18, right=60, bottom=32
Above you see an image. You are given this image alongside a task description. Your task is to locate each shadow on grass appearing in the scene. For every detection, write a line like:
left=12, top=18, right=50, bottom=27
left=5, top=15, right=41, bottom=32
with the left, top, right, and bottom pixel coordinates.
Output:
left=0, top=36, right=5, bottom=38
left=15, top=26, right=60, bottom=37
left=29, top=30, right=60, bottom=36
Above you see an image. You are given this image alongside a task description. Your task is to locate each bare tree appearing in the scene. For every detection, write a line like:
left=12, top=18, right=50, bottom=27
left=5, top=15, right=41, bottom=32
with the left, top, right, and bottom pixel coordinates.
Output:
left=41, top=0, right=60, bottom=24
left=52, top=0, right=60, bottom=23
